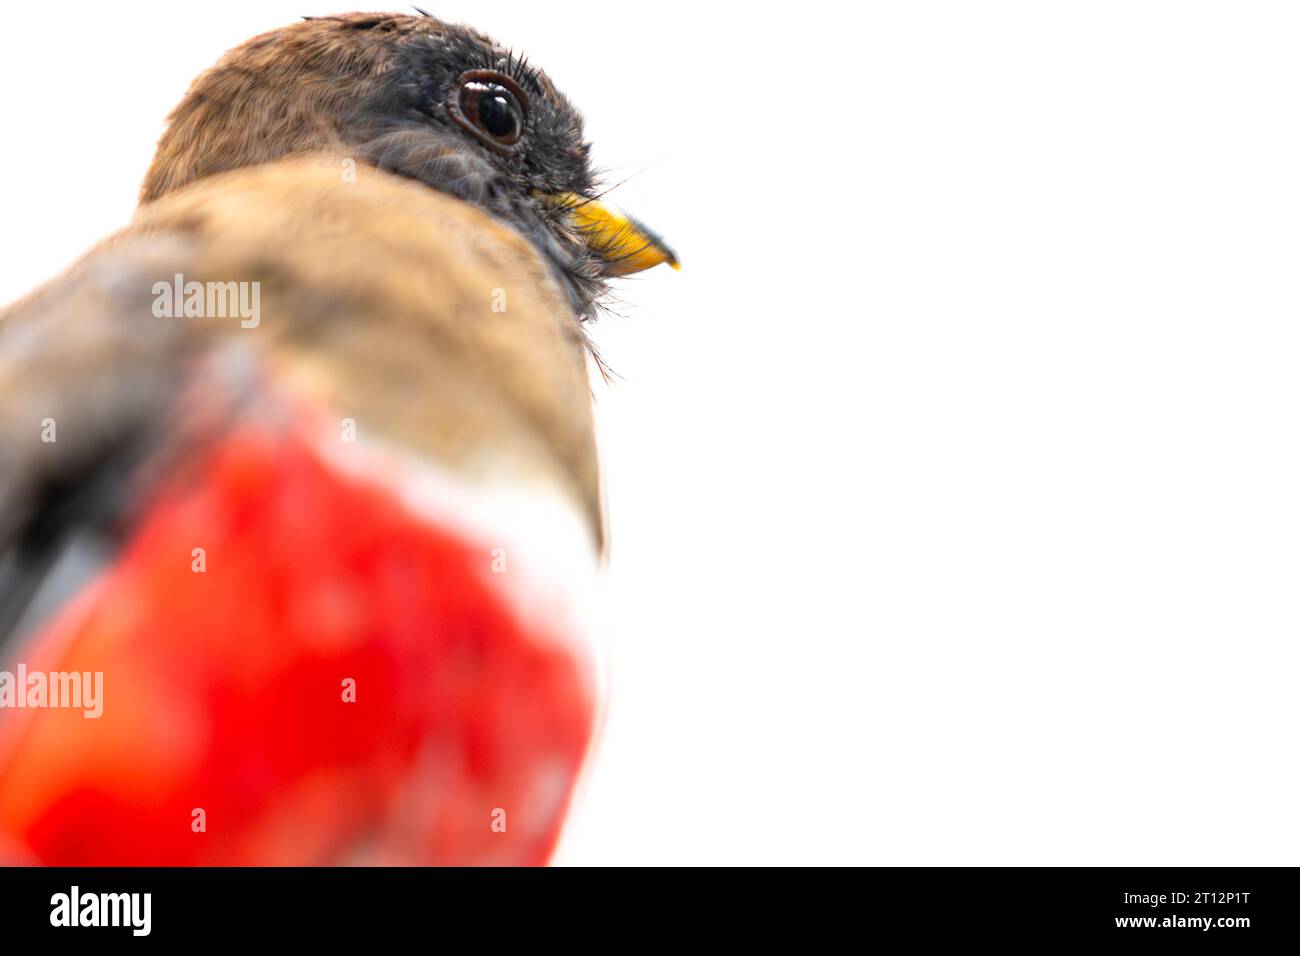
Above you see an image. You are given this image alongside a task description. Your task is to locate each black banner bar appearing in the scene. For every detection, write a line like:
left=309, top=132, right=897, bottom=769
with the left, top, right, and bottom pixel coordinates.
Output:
left=0, top=866, right=1294, bottom=943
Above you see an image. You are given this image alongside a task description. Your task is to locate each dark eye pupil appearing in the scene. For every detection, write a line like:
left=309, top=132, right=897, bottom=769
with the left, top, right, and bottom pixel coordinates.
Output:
left=454, top=80, right=520, bottom=145
left=478, top=93, right=516, bottom=137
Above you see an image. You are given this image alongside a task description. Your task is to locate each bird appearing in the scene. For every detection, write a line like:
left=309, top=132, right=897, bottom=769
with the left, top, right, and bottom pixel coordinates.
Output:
left=0, top=11, right=675, bottom=865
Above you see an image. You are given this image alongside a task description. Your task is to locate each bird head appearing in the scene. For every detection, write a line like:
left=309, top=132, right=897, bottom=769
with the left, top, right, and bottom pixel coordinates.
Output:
left=141, top=11, right=677, bottom=318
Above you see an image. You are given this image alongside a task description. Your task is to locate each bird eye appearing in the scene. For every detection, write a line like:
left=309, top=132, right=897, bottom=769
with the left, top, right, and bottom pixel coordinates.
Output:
left=447, top=70, right=529, bottom=151
left=464, top=82, right=519, bottom=138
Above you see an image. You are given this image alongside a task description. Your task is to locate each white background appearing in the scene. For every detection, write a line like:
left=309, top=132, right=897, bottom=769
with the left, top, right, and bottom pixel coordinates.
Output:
left=2, top=2, right=1298, bottom=865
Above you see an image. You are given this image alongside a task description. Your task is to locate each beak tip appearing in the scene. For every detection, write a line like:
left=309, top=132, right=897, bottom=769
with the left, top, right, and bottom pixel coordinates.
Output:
left=650, top=234, right=680, bottom=272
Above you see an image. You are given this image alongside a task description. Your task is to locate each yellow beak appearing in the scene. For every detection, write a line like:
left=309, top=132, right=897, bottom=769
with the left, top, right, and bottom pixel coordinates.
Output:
left=550, top=192, right=679, bottom=276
